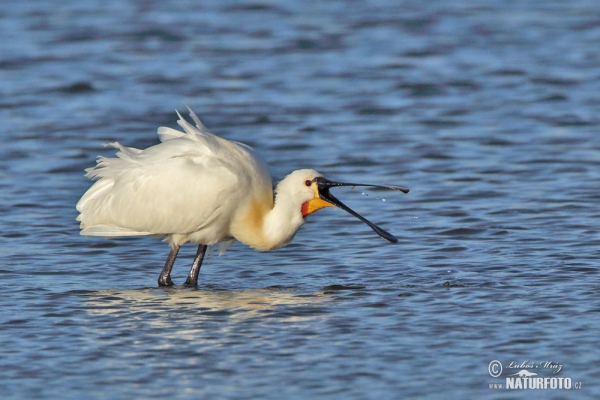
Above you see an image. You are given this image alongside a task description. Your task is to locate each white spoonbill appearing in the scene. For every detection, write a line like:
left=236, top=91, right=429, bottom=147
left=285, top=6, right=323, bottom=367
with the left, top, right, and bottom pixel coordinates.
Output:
left=76, top=107, right=409, bottom=286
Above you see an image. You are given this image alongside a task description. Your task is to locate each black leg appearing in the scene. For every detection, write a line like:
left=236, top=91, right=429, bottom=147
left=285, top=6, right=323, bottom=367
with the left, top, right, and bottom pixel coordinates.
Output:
left=158, top=245, right=180, bottom=287
left=184, top=244, right=207, bottom=286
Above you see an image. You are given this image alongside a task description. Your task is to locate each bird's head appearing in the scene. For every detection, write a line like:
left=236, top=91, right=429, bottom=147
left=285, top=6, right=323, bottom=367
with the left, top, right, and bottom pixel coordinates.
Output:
left=283, top=169, right=409, bottom=243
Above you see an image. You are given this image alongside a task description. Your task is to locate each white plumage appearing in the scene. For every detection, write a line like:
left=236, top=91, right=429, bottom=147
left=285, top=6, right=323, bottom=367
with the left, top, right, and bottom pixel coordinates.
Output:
left=76, top=107, right=408, bottom=286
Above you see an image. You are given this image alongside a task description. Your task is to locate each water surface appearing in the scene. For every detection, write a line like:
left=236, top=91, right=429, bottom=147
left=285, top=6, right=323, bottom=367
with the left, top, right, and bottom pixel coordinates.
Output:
left=1, top=0, right=599, bottom=398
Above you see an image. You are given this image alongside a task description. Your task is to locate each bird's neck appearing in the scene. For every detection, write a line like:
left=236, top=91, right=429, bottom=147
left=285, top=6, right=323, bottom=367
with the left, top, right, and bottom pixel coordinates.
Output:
left=262, top=192, right=305, bottom=250
left=231, top=191, right=304, bottom=252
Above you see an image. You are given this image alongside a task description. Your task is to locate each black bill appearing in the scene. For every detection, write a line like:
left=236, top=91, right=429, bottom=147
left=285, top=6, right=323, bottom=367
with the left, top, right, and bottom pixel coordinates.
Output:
left=313, top=176, right=409, bottom=243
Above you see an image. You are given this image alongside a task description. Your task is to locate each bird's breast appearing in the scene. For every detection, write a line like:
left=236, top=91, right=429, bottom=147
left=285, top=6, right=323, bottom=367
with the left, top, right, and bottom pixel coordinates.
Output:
left=230, top=195, right=276, bottom=251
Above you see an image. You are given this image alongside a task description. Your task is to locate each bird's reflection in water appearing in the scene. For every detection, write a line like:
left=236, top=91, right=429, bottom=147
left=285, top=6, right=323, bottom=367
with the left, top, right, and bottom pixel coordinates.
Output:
left=84, top=286, right=332, bottom=329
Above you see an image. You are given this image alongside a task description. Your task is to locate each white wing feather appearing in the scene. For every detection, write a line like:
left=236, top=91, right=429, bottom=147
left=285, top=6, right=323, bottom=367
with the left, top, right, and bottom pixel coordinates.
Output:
left=77, top=109, right=272, bottom=249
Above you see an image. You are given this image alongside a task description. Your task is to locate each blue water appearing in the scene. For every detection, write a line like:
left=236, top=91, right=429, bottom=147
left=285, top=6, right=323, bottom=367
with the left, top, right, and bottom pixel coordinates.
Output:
left=1, top=0, right=599, bottom=398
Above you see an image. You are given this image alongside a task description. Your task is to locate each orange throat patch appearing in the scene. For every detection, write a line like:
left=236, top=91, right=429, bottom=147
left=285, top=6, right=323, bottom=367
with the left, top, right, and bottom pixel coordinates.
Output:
left=302, top=197, right=334, bottom=217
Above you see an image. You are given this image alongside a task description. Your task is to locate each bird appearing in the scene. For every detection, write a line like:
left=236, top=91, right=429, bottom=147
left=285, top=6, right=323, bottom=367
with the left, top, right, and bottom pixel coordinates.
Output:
left=76, top=107, right=409, bottom=287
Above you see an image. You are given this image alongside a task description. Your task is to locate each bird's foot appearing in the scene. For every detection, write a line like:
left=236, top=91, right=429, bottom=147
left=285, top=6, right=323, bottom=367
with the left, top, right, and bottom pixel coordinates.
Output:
left=158, top=275, right=174, bottom=287
left=182, top=276, right=198, bottom=287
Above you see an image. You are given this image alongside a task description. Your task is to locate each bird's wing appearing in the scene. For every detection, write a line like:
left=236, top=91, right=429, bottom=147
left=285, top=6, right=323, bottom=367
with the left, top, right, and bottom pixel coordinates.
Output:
left=78, top=150, right=243, bottom=241
left=77, top=108, right=272, bottom=246
left=79, top=146, right=247, bottom=239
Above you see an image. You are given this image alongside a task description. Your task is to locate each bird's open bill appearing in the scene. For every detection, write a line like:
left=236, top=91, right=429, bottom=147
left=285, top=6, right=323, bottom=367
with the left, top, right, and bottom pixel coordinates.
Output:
left=306, top=176, right=409, bottom=244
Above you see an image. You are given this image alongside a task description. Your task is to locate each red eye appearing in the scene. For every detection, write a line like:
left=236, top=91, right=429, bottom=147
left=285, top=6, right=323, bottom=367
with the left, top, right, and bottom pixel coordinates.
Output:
left=305, top=180, right=312, bottom=187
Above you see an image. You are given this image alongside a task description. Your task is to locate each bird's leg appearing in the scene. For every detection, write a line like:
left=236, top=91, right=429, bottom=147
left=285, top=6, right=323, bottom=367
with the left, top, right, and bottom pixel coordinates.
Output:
left=158, top=245, right=180, bottom=287
left=184, top=244, right=208, bottom=286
